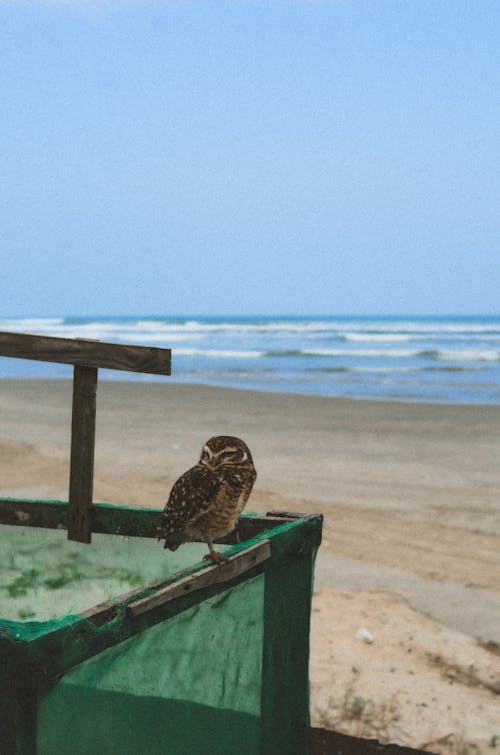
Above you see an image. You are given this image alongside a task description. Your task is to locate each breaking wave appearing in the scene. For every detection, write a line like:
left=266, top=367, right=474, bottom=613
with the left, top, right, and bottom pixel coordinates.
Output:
left=1, top=315, right=499, bottom=403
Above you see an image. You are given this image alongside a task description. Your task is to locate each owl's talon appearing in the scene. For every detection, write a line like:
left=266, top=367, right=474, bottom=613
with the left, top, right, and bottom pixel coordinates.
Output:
left=204, top=550, right=230, bottom=565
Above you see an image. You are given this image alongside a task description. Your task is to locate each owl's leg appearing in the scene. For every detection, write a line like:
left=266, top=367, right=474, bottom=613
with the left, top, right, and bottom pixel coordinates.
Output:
left=203, top=539, right=230, bottom=565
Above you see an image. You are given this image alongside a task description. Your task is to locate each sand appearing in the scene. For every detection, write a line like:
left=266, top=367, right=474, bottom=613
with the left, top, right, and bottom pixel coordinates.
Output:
left=1, top=379, right=499, bottom=753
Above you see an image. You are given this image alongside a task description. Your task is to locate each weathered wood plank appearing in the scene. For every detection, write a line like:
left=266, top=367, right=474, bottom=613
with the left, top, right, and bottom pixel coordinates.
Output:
left=0, top=499, right=303, bottom=542
left=92, top=502, right=161, bottom=538
left=68, top=366, right=97, bottom=543
left=217, top=515, right=298, bottom=543
left=79, top=581, right=166, bottom=626
left=127, top=540, right=271, bottom=617
left=0, top=331, right=171, bottom=375
left=0, top=499, right=69, bottom=528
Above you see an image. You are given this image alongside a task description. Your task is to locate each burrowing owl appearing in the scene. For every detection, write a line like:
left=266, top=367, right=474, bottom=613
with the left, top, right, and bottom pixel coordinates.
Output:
left=157, top=436, right=257, bottom=564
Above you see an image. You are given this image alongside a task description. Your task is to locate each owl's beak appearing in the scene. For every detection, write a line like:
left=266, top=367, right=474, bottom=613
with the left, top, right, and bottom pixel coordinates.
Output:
left=201, top=456, right=216, bottom=470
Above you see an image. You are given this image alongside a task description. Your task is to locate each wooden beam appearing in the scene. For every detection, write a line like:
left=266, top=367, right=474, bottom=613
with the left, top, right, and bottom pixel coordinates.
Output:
left=0, top=499, right=68, bottom=529
left=127, top=540, right=271, bottom=617
left=0, top=500, right=304, bottom=541
left=68, top=366, right=98, bottom=543
left=79, top=582, right=166, bottom=626
left=217, top=514, right=299, bottom=543
left=0, top=331, right=171, bottom=375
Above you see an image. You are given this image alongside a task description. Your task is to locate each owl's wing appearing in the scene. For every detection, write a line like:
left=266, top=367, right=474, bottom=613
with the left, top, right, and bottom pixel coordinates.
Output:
left=157, top=464, right=222, bottom=542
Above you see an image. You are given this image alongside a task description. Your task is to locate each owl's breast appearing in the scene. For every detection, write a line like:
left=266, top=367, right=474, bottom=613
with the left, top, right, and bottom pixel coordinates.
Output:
left=185, top=466, right=255, bottom=540
left=222, top=468, right=255, bottom=503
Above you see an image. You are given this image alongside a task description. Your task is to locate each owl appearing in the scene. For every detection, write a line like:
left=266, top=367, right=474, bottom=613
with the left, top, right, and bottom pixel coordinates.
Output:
left=157, top=436, right=257, bottom=564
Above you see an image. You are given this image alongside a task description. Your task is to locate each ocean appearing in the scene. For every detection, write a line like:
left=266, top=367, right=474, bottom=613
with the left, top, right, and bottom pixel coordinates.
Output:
left=1, top=315, right=499, bottom=404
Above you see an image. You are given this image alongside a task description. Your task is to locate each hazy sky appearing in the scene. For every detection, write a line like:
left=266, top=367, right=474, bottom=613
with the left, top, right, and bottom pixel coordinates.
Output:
left=1, top=0, right=499, bottom=316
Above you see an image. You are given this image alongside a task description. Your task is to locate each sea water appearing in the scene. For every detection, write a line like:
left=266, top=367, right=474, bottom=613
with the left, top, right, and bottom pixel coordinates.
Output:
left=0, top=314, right=499, bottom=404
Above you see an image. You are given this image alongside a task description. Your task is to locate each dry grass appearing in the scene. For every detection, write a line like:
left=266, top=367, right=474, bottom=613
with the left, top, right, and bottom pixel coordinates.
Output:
left=419, top=732, right=482, bottom=754
left=314, top=686, right=498, bottom=754
left=315, top=685, right=407, bottom=745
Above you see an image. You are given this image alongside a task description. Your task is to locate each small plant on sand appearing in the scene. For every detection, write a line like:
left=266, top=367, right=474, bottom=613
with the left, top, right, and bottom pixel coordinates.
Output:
left=420, top=732, right=481, bottom=754
left=3, top=559, right=144, bottom=597
left=43, top=562, right=83, bottom=590
left=18, top=607, right=36, bottom=620
left=315, top=685, right=406, bottom=744
left=6, top=569, right=40, bottom=597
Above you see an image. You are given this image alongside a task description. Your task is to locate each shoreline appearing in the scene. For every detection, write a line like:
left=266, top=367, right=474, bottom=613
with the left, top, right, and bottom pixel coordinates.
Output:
left=1, top=374, right=499, bottom=409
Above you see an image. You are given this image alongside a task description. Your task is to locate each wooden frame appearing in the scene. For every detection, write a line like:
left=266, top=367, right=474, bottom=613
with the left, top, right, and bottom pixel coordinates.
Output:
left=0, top=498, right=303, bottom=541
left=127, top=540, right=272, bottom=616
left=0, top=503, right=323, bottom=755
left=0, top=330, right=171, bottom=543
left=0, top=331, right=326, bottom=755
left=0, top=497, right=313, bottom=629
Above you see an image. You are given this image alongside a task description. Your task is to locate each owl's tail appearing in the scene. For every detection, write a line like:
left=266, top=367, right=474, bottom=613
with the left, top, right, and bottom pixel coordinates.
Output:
left=163, top=535, right=183, bottom=551
left=158, top=532, right=183, bottom=551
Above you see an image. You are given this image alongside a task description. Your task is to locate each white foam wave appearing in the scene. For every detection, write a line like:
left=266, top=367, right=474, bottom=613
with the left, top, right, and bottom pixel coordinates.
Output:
left=347, top=366, right=418, bottom=373
left=336, top=321, right=500, bottom=335
left=156, top=319, right=500, bottom=337
left=175, top=348, right=265, bottom=358
left=0, top=320, right=201, bottom=344
left=438, top=349, right=500, bottom=362
left=170, top=320, right=340, bottom=334
left=0, top=318, right=64, bottom=331
left=276, top=347, right=500, bottom=362
left=344, top=333, right=413, bottom=343
left=301, top=348, right=421, bottom=358
left=113, top=332, right=201, bottom=343
left=2, top=317, right=500, bottom=342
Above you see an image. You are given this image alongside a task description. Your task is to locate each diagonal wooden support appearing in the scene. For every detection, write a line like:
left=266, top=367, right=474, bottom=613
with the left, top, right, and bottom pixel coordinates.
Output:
left=126, top=540, right=271, bottom=617
left=68, top=365, right=98, bottom=543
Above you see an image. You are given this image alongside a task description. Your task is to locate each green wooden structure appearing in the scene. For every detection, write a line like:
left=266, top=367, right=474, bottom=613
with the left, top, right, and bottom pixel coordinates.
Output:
left=0, top=332, right=322, bottom=754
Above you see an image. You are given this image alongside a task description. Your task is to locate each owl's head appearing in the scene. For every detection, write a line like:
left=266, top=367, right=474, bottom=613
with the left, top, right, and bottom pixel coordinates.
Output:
left=199, top=436, right=254, bottom=469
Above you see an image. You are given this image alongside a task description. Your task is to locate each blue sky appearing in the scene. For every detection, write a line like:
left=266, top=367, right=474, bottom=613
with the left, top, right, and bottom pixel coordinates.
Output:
left=1, top=0, right=499, bottom=316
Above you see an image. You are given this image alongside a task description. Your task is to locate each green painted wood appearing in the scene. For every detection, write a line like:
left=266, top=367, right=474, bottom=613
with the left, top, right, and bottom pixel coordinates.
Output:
left=0, top=512, right=322, bottom=754
left=0, top=498, right=307, bottom=542
left=260, top=550, right=317, bottom=754
left=127, top=541, right=271, bottom=616
left=1, top=516, right=322, bottom=686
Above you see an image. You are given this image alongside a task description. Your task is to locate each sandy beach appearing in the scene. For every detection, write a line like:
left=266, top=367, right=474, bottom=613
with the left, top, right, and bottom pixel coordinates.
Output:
left=1, top=379, right=499, bottom=752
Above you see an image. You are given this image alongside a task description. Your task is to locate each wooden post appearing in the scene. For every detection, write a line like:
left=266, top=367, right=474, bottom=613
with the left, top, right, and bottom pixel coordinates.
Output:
left=68, top=365, right=98, bottom=543
left=0, top=330, right=171, bottom=541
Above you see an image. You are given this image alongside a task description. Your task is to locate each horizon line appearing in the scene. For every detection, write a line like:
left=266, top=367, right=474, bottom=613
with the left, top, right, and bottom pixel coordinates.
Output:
left=2, top=312, right=500, bottom=320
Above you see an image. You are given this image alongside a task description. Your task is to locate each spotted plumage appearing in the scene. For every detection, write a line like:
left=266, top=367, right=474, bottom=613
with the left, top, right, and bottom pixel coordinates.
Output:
left=157, top=436, right=257, bottom=564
